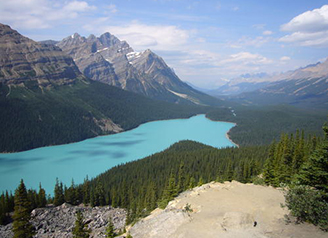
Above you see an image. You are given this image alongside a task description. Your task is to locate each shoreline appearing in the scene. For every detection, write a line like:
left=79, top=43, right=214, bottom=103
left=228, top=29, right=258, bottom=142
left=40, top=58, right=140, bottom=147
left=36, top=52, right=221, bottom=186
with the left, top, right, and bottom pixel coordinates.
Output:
left=205, top=115, right=239, bottom=148
left=0, top=113, right=204, bottom=154
left=225, top=123, right=239, bottom=148
left=1, top=113, right=239, bottom=154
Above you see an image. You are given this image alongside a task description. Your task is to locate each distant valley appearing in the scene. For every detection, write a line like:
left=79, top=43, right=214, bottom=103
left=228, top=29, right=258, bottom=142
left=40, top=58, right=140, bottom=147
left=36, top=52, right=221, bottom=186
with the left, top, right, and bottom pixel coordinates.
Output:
left=206, top=62, right=328, bottom=109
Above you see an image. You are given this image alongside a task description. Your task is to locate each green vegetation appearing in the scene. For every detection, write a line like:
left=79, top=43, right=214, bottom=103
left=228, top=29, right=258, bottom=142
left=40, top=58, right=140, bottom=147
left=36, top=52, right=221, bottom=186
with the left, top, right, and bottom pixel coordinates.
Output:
left=12, top=180, right=34, bottom=238
left=83, top=141, right=267, bottom=220
left=262, top=124, right=328, bottom=230
left=1, top=123, right=327, bottom=230
left=105, top=218, right=115, bottom=238
left=0, top=79, right=208, bottom=152
left=1, top=77, right=326, bottom=153
left=207, top=105, right=327, bottom=146
left=72, top=210, right=90, bottom=238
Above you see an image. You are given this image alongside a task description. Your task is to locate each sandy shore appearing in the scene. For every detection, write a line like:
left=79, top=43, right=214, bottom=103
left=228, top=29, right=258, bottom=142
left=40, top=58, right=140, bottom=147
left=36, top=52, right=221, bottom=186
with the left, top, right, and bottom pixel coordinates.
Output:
left=225, top=123, right=239, bottom=147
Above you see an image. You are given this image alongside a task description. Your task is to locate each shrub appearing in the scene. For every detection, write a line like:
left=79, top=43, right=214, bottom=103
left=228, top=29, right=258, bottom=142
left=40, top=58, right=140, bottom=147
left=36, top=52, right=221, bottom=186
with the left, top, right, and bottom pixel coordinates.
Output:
left=284, top=185, right=328, bottom=231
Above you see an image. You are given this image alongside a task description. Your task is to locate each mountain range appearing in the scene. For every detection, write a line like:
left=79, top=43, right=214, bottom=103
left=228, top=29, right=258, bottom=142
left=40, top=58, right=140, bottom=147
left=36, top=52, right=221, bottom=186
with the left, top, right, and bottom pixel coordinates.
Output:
left=55, top=32, right=220, bottom=106
left=0, top=23, right=210, bottom=152
left=206, top=61, right=328, bottom=109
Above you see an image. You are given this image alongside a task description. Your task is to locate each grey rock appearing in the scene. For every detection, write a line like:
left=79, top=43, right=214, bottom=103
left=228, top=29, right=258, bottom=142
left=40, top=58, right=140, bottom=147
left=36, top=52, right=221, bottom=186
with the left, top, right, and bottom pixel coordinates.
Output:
left=57, top=32, right=218, bottom=106
left=0, top=23, right=82, bottom=87
left=0, top=204, right=126, bottom=238
left=130, top=208, right=191, bottom=238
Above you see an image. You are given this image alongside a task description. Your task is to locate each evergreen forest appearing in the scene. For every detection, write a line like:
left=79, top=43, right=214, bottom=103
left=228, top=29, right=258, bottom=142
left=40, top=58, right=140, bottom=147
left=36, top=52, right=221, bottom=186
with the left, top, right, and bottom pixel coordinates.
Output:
left=1, top=123, right=327, bottom=230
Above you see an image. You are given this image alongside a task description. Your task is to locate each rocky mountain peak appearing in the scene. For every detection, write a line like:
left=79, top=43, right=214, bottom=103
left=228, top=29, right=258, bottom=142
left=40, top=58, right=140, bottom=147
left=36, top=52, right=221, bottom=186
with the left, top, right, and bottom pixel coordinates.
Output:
left=0, top=23, right=29, bottom=43
left=0, top=24, right=82, bottom=87
left=87, top=34, right=96, bottom=41
left=57, top=31, right=220, bottom=106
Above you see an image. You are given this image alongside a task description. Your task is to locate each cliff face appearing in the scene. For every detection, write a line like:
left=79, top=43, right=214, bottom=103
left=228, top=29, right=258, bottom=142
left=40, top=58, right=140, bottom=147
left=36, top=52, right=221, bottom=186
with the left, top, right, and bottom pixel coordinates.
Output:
left=57, top=32, right=222, bottom=106
left=0, top=24, right=81, bottom=87
left=130, top=181, right=327, bottom=238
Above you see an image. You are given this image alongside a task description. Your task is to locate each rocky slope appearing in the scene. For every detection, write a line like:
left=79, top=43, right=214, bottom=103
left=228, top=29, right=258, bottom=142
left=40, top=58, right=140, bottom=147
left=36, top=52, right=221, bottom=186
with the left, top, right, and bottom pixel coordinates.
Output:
left=0, top=24, right=208, bottom=152
left=0, top=203, right=126, bottom=238
left=130, top=181, right=327, bottom=238
left=0, top=23, right=81, bottom=87
left=57, top=32, right=221, bottom=106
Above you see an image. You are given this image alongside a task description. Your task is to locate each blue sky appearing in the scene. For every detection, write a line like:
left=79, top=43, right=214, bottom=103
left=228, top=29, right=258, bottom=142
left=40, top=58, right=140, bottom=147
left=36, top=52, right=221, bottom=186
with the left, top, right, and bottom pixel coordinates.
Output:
left=1, top=0, right=328, bottom=88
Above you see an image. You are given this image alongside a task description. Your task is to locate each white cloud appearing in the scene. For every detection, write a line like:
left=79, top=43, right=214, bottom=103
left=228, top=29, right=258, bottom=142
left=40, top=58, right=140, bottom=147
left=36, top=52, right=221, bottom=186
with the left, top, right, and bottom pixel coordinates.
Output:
left=281, top=5, right=328, bottom=33
left=280, top=5, right=328, bottom=47
left=0, top=0, right=97, bottom=29
left=252, top=24, right=266, bottom=30
left=228, top=36, right=271, bottom=48
left=196, top=37, right=206, bottom=43
left=220, top=52, right=273, bottom=65
left=279, top=30, right=328, bottom=47
left=101, top=21, right=190, bottom=51
left=263, top=30, right=273, bottom=35
left=280, top=56, right=291, bottom=61
left=107, top=4, right=117, bottom=14
left=232, top=6, right=239, bottom=11
left=63, top=1, right=96, bottom=13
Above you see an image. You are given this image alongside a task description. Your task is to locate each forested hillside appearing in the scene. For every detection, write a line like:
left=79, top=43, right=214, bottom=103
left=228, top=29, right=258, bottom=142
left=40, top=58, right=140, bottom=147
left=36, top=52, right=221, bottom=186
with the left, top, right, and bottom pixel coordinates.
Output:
left=0, top=80, right=209, bottom=152
left=207, top=105, right=327, bottom=146
left=1, top=124, right=326, bottom=229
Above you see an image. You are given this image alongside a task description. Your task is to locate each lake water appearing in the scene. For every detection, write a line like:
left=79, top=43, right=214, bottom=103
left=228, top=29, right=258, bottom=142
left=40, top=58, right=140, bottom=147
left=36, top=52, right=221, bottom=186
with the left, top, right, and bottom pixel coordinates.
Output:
left=0, top=115, right=235, bottom=194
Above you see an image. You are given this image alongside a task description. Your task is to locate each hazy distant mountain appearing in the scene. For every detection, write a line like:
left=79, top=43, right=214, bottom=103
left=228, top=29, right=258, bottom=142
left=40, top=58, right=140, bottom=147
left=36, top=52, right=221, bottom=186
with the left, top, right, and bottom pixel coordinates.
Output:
left=39, top=40, right=59, bottom=45
left=207, top=73, right=271, bottom=96
left=231, top=60, right=328, bottom=109
left=57, top=32, right=222, bottom=106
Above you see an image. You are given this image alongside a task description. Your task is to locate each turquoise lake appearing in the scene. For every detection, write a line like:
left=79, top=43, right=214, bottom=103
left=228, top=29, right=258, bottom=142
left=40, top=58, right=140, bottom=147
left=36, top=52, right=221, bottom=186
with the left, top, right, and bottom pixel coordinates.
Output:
left=0, top=115, right=235, bottom=194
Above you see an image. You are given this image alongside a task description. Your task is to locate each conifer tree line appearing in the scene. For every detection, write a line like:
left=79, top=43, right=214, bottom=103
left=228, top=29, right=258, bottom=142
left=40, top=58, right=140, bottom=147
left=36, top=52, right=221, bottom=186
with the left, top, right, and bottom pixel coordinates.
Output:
left=0, top=183, right=47, bottom=225
left=0, top=142, right=269, bottom=225
left=49, top=142, right=269, bottom=223
left=1, top=125, right=326, bottom=232
left=263, top=130, right=321, bottom=186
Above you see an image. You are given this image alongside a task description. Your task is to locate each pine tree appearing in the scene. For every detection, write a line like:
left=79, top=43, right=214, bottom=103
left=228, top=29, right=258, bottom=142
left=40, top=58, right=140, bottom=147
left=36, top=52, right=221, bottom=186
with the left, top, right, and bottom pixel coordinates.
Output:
left=72, top=210, right=90, bottom=238
left=197, top=176, right=204, bottom=186
left=38, top=183, right=47, bottom=208
left=263, top=141, right=276, bottom=185
left=12, top=179, right=35, bottom=238
left=177, top=162, right=185, bottom=193
left=105, top=217, right=115, bottom=238
left=296, top=125, right=328, bottom=192
left=54, top=178, right=65, bottom=206
left=159, top=173, right=177, bottom=208
left=94, top=181, right=106, bottom=206
left=188, top=177, right=196, bottom=189
left=83, top=176, right=90, bottom=206
left=65, top=179, right=77, bottom=205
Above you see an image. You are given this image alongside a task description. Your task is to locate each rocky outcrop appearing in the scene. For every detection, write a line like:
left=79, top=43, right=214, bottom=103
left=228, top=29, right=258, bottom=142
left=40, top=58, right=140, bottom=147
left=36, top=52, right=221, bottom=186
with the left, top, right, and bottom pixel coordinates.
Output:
left=129, top=208, right=191, bottom=238
left=0, top=203, right=126, bottom=238
left=0, top=24, right=82, bottom=87
left=93, top=118, right=123, bottom=133
left=129, top=181, right=327, bottom=238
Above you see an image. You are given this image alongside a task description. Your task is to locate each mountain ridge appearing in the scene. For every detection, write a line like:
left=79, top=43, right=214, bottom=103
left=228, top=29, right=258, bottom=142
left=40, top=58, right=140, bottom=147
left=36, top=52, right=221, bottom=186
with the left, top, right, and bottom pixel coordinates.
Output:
left=0, top=23, right=210, bottom=152
left=56, top=31, right=223, bottom=106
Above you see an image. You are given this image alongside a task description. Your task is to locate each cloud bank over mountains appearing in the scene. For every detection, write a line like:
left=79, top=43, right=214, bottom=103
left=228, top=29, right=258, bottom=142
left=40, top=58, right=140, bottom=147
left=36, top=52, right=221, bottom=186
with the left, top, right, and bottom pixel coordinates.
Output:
left=0, top=0, right=327, bottom=88
left=280, top=5, right=328, bottom=47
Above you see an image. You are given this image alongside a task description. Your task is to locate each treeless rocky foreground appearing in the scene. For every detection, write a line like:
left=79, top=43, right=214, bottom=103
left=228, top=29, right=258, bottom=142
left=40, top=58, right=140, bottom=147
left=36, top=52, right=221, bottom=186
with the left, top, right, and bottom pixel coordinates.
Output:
left=130, top=181, right=327, bottom=238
